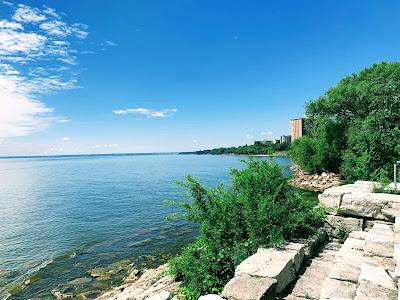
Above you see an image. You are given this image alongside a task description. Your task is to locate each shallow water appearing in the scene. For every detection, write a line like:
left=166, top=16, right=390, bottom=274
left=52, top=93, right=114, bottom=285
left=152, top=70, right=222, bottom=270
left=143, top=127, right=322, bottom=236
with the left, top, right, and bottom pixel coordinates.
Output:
left=0, top=154, right=292, bottom=299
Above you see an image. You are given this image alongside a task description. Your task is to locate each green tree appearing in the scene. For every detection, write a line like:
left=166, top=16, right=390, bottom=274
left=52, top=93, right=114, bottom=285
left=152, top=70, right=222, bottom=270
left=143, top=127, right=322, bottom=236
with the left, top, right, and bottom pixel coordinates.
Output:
left=291, top=62, right=400, bottom=180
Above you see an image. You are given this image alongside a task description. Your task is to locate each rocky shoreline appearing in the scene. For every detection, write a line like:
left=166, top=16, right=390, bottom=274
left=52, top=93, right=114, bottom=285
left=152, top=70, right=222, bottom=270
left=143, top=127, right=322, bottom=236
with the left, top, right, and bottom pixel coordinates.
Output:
left=289, top=164, right=342, bottom=192
left=94, top=264, right=181, bottom=300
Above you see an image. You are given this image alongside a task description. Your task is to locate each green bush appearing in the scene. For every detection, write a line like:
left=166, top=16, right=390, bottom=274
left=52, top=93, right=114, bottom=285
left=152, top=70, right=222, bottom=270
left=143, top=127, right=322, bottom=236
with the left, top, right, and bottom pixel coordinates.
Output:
left=288, top=137, right=323, bottom=174
left=290, top=62, right=400, bottom=181
left=167, top=159, right=326, bottom=299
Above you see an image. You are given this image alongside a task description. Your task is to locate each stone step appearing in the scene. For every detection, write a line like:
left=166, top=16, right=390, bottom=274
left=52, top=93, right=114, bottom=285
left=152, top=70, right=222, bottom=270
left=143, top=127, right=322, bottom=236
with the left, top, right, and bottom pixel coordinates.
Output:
left=284, top=242, right=340, bottom=300
left=354, top=223, right=398, bottom=300
left=320, top=232, right=367, bottom=300
left=320, top=223, right=399, bottom=300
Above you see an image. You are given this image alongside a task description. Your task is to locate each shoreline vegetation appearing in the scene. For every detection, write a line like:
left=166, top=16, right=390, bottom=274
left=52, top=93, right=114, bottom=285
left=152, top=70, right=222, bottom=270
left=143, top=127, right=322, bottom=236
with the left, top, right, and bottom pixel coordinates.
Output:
left=180, top=141, right=290, bottom=156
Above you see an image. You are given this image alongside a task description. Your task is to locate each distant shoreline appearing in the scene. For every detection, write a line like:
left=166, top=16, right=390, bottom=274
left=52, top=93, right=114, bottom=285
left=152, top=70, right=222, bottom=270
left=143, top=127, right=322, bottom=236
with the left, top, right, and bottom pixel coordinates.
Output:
left=179, top=151, right=288, bottom=157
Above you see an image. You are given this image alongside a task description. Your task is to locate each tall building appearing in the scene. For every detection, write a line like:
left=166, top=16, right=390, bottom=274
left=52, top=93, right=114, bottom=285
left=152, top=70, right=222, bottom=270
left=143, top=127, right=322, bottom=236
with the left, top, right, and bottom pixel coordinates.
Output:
left=290, top=118, right=308, bottom=141
left=280, top=135, right=291, bottom=144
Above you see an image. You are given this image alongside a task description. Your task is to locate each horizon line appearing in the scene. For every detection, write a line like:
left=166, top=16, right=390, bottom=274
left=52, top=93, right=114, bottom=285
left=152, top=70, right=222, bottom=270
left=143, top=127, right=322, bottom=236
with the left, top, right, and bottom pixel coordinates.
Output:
left=0, top=152, right=183, bottom=159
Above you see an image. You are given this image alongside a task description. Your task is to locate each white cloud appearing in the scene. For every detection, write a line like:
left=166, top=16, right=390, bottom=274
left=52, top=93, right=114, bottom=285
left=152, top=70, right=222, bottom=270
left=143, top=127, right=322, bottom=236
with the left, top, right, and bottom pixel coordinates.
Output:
left=56, top=118, right=70, bottom=123
left=0, top=3, right=89, bottom=139
left=43, top=6, right=60, bottom=19
left=94, top=143, right=118, bottom=148
left=0, top=75, right=52, bottom=137
left=39, top=21, right=89, bottom=39
left=62, top=136, right=69, bottom=141
left=268, top=131, right=273, bottom=135
left=13, top=4, right=46, bottom=23
left=104, top=40, right=116, bottom=46
left=113, top=108, right=177, bottom=118
left=0, top=30, right=47, bottom=55
left=246, top=134, right=254, bottom=140
left=0, top=20, right=23, bottom=30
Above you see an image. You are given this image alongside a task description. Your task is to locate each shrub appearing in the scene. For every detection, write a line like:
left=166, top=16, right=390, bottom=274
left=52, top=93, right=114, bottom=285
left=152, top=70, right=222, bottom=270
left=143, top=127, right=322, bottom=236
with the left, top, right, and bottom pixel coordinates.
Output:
left=167, top=158, right=326, bottom=299
left=288, top=137, right=323, bottom=174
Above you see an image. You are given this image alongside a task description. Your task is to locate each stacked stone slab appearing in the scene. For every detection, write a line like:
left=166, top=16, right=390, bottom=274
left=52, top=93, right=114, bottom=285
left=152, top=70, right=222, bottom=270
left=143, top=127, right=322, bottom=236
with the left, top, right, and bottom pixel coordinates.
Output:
left=320, top=223, right=398, bottom=300
left=285, top=242, right=341, bottom=300
left=320, top=181, right=400, bottom=221
left=320, top=231, right=366, bottom=299
left=219, top=230, right=327, bottom=300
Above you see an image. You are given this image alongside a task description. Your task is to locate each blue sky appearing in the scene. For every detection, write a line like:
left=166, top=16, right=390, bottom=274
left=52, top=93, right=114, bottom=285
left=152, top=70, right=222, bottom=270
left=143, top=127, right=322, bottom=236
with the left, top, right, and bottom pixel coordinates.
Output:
left=1, top=0, right=400, bottom=155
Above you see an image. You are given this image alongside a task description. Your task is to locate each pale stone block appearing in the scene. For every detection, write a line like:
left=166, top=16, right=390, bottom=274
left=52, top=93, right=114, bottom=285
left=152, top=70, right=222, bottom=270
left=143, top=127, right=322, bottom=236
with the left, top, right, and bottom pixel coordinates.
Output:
left=349, top=231, right=368, bottom=240
left=198, top=294, right=225, bottom=300
left=364, top=234, right=395, bottom=258
left=146, top=291, right=170, bottom=300
left=356, top=280, right=397, bottom=300
left=329, top=261, right=360, bottom=283
left=320, top=277, right=357, bottom=300
left=235, top=243, right=304, bottom=293
left=359, top=263, right=397, bottom=291
left=221, top=274, right=276, bottom=300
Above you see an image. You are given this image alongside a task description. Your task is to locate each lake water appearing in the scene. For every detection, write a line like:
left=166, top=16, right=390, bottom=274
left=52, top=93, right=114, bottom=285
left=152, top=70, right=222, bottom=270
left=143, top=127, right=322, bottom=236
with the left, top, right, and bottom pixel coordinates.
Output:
left=0, top=154, right=292, bottom=299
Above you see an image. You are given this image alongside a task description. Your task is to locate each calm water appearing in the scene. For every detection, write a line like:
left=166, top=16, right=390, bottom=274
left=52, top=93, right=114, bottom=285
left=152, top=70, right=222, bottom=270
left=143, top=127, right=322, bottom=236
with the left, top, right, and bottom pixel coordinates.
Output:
left=0, top=154, right=292, bottom=299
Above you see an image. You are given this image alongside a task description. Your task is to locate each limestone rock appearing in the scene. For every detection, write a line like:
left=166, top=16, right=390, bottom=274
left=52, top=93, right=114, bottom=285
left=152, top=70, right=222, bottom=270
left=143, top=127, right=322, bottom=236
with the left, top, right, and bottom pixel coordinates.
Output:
left=198, top=295, right=224, bottom=300
left=320, top=277, right=357, bottom=299
left=289, top=243, right=339, bottom=300
left=329, top=261, right=360, bottom=283
left=221, top=274, right=277, bottom=300
left=349, top=231, right=368, bottom=240
left=325, top=215, right=363, bottom=238
left=356, top=280, right=397, bottom=300
left=95, top=264, right=179, bottom=300
left=147, top=291, right=170, bottom=300
left=235, top=243, right=304, bottom=293
left=359, top=263, right=397, bottom=291
left=364, top=233, right=395, bottom=258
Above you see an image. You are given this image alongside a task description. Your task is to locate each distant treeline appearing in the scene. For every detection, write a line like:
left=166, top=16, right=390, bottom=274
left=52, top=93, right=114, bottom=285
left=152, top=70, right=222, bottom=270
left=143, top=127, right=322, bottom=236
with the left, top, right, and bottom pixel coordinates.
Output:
left=181, top=141, right=290, bottom=155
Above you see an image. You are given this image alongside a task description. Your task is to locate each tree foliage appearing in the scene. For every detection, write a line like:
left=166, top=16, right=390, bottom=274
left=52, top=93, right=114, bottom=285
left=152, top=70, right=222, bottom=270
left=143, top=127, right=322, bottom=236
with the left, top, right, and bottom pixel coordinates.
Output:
left=167, top=159, right=325, bottom=299
left=183, top=141, right=290, bottom=155
left=290, top=62, right=400, bottom=181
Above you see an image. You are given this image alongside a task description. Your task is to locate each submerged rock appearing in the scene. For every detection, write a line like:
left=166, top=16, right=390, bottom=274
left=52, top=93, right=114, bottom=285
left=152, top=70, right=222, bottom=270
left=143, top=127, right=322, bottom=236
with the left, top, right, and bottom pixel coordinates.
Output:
left=95, top=264, right=180, bottom=300
left=67, top=277, right=93, bottom=285
left=51, top=289, right=73, bottom=300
